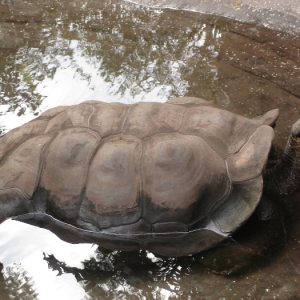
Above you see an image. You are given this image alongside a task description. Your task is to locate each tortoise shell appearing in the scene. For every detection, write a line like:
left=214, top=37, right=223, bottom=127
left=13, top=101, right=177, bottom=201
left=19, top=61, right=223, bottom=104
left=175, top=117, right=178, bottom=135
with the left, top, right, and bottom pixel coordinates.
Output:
left=0, top=97, right=278, bottom=256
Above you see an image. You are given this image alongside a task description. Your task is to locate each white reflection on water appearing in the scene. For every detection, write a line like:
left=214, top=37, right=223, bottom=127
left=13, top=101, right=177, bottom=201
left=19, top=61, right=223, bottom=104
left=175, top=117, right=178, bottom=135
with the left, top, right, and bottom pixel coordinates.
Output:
left=0, top=220, right=97, bottom=299
left=0, top=1, right=226, bottom=135
left=0, top=42, right=177, bottom=133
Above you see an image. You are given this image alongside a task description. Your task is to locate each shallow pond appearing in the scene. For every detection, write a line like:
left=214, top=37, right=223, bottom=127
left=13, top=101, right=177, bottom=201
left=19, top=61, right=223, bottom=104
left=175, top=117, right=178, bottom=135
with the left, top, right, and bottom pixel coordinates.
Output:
left=0, top=0, right=300, bottom=299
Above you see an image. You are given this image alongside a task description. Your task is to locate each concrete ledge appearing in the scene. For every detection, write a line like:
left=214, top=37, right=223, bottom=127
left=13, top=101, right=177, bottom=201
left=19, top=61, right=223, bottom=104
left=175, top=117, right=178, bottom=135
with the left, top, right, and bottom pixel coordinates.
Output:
left=125, top=0, right=300, bottom=34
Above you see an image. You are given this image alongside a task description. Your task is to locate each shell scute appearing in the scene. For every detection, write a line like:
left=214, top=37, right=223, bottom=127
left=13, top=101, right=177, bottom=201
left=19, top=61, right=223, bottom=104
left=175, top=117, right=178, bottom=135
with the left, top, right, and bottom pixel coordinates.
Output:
left=44, top=103, right=95, bottom=133
left=39, top=105, right=69, bottom=119
left=211, top=177, right=263, bottom=234
left=142, top=133, right=231, bottom=224
left=152, top=222, right=189, bottom=233
left=40, top=128, right=100, bottom=222
left=0, top=135, right=52, bottom=198
left=65, top=103, right=95, bottom=127
left=0, top=120, right=48, bottom=161
left=44, top=111, right=71, bottom=134
left=79, top=134, right=142, bottom=229
left=168, top=96, right=214, bottom=107
left=227, top=125, right=274, bottom=182
left=123, top=102, right=185, bottom=139
left=88, top=102, right=128, bottom=137
left=180, top=105, right=261, bottom=157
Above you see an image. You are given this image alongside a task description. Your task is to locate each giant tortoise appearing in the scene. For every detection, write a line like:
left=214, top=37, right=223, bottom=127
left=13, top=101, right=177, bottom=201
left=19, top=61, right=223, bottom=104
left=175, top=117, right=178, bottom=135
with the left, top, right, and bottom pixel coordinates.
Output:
left=0, top=97, right=299, bottom=274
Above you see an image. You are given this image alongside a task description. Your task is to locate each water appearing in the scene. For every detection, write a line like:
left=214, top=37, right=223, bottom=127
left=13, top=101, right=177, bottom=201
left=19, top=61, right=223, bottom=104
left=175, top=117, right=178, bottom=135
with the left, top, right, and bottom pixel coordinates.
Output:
left=0, top=0, right=227, bottom=133
left=0, top=0, right=300, bottom=299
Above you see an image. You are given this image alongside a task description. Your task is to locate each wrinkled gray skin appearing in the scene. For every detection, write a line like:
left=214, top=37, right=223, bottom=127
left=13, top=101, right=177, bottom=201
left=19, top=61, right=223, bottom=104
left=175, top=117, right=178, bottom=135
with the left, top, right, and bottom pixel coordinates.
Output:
left=0, top=97, right=300, bottom=274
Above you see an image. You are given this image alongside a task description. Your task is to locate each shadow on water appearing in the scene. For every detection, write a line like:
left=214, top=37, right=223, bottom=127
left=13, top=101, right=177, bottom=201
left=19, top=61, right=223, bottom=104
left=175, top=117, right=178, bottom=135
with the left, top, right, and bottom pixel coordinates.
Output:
left=42, top=249, right=196, bottom=299
left=0, top=0, right=300, bottom=299
left=39, top=193, right=299, bottom=299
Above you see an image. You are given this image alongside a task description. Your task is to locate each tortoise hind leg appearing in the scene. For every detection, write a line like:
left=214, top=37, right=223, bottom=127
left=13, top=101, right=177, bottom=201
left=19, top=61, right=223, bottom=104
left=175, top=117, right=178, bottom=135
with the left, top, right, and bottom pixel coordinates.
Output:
left=198, top=197, right=285, bottom=275
left=0, top=189, right=32, bottom=223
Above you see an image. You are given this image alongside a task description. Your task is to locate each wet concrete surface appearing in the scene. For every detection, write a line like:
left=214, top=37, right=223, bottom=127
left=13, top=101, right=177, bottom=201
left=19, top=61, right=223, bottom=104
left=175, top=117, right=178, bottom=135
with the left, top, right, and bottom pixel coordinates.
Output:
left=127, top=0, right=300, bottom=35
left=0, top=0, right=300, bottom=299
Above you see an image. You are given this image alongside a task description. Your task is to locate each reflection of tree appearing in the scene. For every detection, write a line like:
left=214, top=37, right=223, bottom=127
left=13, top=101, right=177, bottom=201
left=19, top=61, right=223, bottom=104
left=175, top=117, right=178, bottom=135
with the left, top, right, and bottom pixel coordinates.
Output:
left=1, top=47, right=44, bottom=112
left=0, top=263, right=38, bottom=300
left=78, top=6, right=226, bottom=101
left=43, top=247, right=202, bottom=299
left=0, top=0, right=227, bottom=119
left=41, top=211, right=286, bottom=299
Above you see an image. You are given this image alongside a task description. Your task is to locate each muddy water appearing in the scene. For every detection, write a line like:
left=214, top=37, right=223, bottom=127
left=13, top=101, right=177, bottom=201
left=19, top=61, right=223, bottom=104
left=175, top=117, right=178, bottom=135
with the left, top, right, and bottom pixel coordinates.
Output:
left=0, top=0, right=300, bottom=299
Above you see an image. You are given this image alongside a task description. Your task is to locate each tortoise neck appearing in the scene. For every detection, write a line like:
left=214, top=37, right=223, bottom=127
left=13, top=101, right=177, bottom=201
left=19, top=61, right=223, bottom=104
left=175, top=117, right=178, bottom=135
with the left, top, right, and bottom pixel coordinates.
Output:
left=263, top=127, right=300, bottom=196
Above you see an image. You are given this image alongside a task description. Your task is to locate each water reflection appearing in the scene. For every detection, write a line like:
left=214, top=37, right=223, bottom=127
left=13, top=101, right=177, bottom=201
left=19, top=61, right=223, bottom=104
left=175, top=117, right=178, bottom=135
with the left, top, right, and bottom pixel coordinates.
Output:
left=0, top=1, right=299, bottom=146
left=0, top=263, right=38, bottom=300
left=0, top=0, right=227, bottom=134
left=0, top=0, right=300, bottom=299
left=43, top=249, right=184, bottom=299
